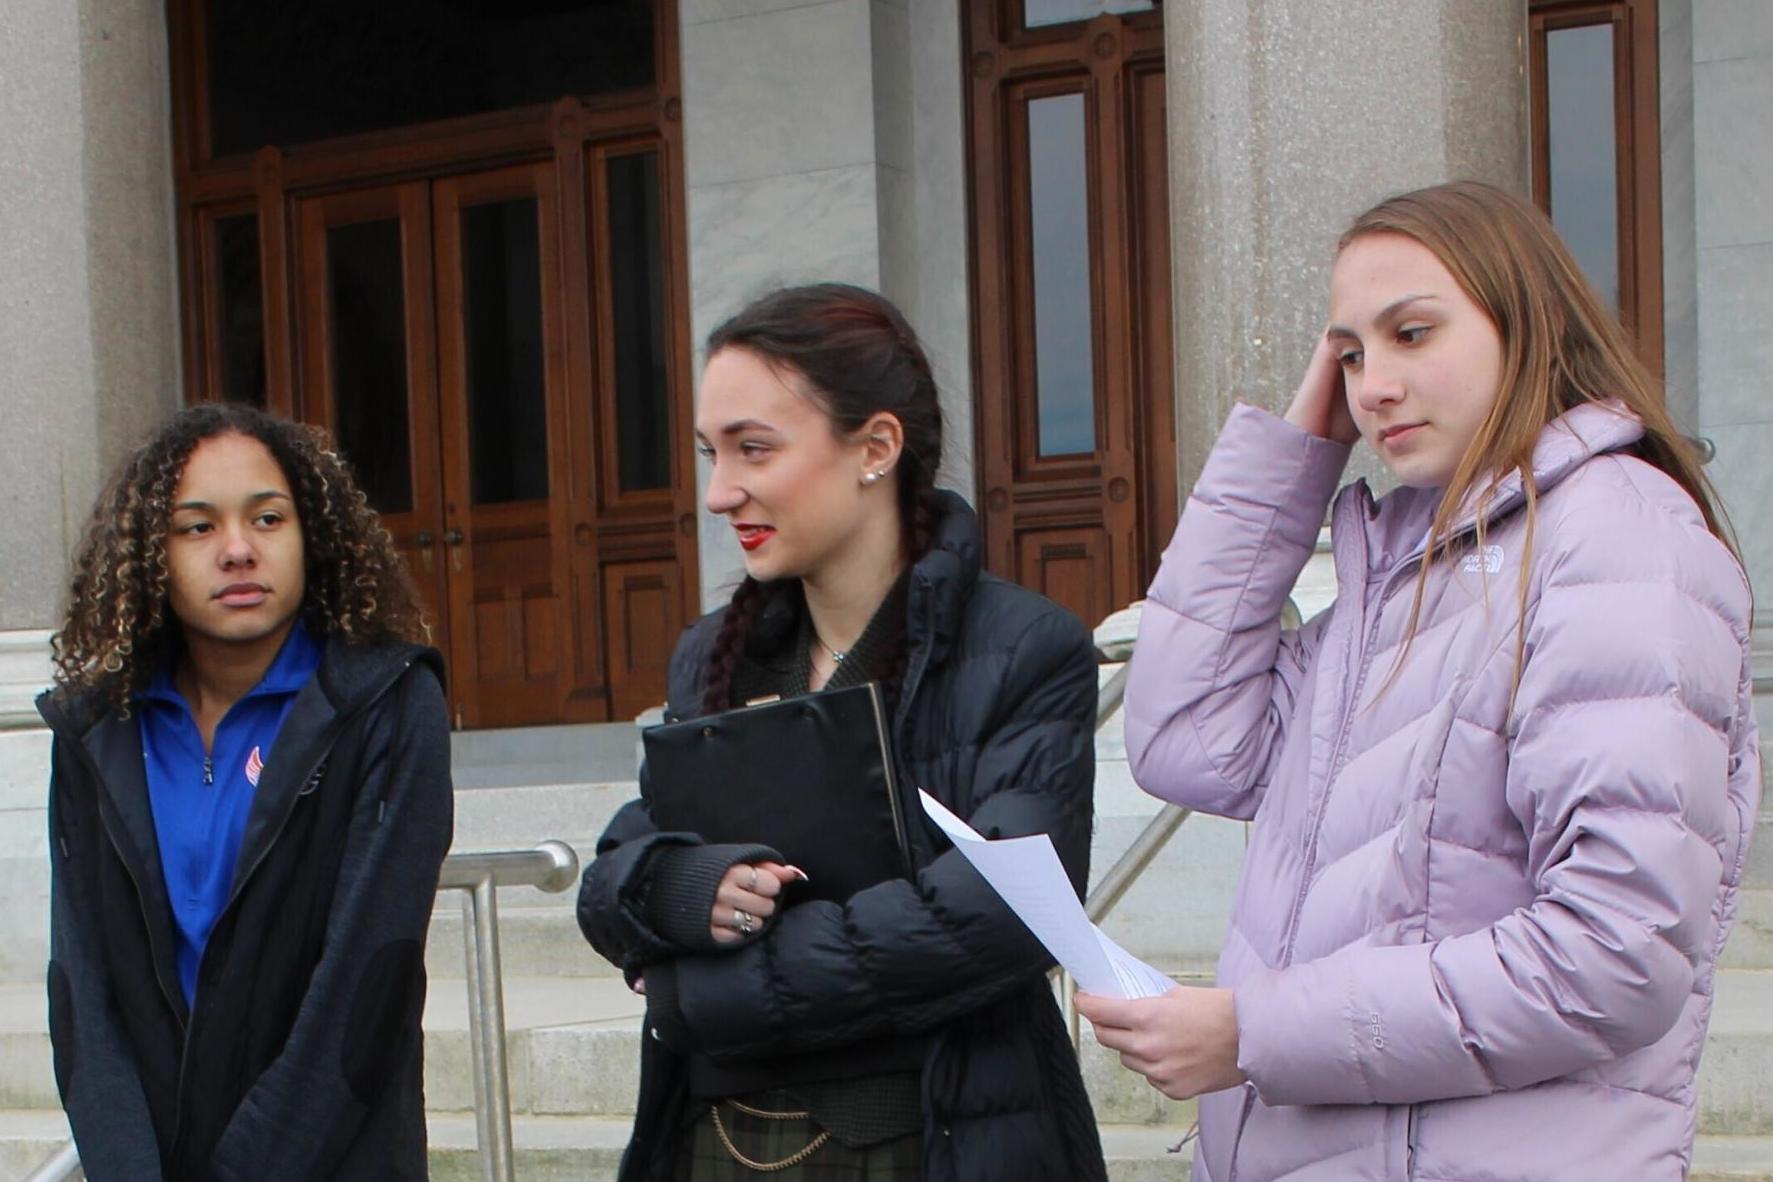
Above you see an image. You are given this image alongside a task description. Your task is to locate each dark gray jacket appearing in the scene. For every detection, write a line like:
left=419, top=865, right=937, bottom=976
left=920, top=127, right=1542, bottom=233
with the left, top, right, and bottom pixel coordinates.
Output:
left=39, top=638, right=452, bottom=1182
left=579, top=492, right=1109, bottom=1182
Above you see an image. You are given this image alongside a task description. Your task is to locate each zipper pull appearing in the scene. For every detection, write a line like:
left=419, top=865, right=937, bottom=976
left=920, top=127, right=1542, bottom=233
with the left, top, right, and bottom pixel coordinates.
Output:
left=202, top=756, right=213, bottom=786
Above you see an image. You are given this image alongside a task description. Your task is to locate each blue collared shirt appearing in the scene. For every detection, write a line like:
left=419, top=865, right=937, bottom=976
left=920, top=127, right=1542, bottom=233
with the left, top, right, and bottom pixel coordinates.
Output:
left=138, top=622, right=324, bottom=1006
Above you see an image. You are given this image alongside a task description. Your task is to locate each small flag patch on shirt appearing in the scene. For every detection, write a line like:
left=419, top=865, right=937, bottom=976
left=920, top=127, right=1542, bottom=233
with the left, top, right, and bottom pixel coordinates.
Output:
left=245, top=745, right=264, bottom=787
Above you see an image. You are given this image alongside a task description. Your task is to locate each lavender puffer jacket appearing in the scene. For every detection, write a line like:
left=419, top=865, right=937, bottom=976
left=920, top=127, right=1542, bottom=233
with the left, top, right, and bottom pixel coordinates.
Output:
left=1126, top=403, right=1760, bottom=1182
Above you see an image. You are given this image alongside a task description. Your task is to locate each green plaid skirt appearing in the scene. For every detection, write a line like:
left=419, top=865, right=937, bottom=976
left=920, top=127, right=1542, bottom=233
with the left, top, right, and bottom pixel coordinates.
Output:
left=673, top=1096, right=923, bottom=1181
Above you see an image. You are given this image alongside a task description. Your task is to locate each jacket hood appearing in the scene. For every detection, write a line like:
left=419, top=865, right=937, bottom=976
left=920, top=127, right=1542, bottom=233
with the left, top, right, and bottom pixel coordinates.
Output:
left=904, top=489, right=983, bottom=670
left=314, top=635, right=445, bottom=715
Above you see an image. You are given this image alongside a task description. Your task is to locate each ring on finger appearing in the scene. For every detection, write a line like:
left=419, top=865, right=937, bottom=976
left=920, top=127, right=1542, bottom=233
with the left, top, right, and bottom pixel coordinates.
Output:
left=748, top=866, right=759, bottom=892
left=733, top=909, right=755, bottom=935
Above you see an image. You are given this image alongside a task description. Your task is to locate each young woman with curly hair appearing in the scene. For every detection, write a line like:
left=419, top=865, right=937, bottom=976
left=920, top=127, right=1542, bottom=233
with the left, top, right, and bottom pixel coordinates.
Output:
left=39, top=403, right=453, bottom=1181
left=578, top=284, right=1108, bottom=1182
left=1083, top=181, right=1758, bottom=1182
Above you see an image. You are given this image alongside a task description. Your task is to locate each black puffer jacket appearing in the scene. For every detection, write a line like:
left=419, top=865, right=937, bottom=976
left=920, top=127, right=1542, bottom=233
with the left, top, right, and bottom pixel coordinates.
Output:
left=38, top=638, right=453, bottom=1182
left=578, top=493, right=1108, bottom=1182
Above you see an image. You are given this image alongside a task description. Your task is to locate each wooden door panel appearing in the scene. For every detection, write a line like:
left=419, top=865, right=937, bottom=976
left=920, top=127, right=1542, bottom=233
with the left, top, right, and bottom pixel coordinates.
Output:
left=1015, top=525, right=1113, bottom=636
left=1130, top=63, right=1177, bottom=579
left=432, top=163, right=577, bottom=727
left=573, top=134, right=702, bottom=716
left=603, top=557, right=684, bottom=721
left=967, top=5, right=1169, bottom=628
left=293, top=183, right=448, bottom=635
left=458, top=502, right=563, bottom=723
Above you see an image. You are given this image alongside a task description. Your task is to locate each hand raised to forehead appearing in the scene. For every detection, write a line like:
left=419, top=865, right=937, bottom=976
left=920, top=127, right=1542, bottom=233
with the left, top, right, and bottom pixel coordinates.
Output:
left=1284, top=333, right=1359, bottom=447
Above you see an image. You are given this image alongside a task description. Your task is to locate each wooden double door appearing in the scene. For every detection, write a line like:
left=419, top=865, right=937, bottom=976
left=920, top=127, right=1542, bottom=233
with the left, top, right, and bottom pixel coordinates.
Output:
left=967, top=3, right=1175, bottom=628
left=293, top=153, right=693, bottom=727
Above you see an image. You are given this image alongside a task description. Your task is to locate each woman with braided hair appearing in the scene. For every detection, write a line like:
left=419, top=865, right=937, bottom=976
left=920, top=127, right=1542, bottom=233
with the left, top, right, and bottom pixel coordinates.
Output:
left=40, top=403, right=452, bottom=1180
left=579, top=283, right=1108, bottom=1182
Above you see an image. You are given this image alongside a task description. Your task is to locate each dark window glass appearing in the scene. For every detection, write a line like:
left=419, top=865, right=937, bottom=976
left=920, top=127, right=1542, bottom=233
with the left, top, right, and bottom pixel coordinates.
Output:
left=463, top=198, right=549, bottom=505
left=212, top=212, right=266, bottom=407
left=205, top=0, right=654, bottom=158
left=1546, top=23, right=1620, bottom=311
left=327, top=219, right=413, bottom=514
left=1027, top=93, right=1097, bottom=457
left=1023, top=0, right=1152, bottom=28
left=608, top=152, right=670, bottom=492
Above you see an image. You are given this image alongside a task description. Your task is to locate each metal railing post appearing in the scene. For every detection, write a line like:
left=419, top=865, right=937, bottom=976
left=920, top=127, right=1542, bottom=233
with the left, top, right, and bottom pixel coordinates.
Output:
left=1061, top=653, right=1195, bottom=1049
left=461, top=888, right=493, bottom=1181
left=467, top=872, right=515, bottom=1182
left=436, top=839, right=578, bottom=1181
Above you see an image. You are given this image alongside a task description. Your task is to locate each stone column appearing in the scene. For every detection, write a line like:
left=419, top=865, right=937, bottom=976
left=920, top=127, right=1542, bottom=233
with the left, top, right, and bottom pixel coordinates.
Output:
left=1164, top=0, right=1528, bottom=496
left=1688, top=0, right=1773, bottom=708
left=0, top=0, right=180, bottom=983
left=1, top=0, right=180, bottom=638
left=678, top=0, right=971, bottom=608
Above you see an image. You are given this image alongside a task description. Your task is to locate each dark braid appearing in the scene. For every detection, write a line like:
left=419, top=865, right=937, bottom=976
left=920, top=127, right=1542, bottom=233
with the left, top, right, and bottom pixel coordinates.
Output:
left=875, top=484, right=941, bottom=710
left=701, top=284, right=946, bottom=713
left=702, top=576, right=771, bottom=715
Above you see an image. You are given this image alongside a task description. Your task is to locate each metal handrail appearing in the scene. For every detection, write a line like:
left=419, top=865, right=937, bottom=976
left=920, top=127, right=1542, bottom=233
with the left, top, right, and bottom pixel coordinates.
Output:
left=1058, top=651, right=1195, bottom=1048
left=1095, top=659, right=1129, bottom=729
left=440, top=839, right=580, bottom=1182
left=441, top=841, right=580, bottom=893
left=22, top=839, right=582, bottom=1182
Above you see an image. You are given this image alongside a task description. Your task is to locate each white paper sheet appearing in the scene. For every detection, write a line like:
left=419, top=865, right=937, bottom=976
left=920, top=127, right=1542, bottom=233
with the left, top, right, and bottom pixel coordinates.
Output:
left=919, top=789, right=1178, bottom=1000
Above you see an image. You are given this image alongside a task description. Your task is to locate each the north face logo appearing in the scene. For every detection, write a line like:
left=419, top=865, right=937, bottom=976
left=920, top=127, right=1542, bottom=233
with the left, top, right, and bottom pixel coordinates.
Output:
left=1461, top=545, right=1504, bottom=574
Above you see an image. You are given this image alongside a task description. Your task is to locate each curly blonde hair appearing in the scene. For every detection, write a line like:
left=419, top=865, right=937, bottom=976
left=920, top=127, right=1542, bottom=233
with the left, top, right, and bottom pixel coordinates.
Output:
left=52, top=403, right=430, bottom=713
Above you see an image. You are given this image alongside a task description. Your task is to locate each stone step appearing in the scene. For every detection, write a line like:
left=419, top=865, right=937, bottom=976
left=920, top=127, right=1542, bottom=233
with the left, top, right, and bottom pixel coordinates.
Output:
left=1701, top=971, right=1773, bottom=1138
left=425, top=905, right=620, bottom=981
left=1724, top=888, right=1773, bottom=970
left=1700, top=1135, right=1773, bottom=1181
left=430, top=1116, right=1198, bottom=1181
left=450, top=722, right=640, bottom=788
left=0, top=979, right=1188, bottom=1128
left=4, top=970, right=1772, bottom=1132
left=1089, top=807, right=1245, bottom=976
left=1747, top=811, right=1773, bottom=891
left=0, top=1109, right=75, bottom=1181
left=447, top=780, right=635, bottom=854
left=7, top=1111, right=1772, bottom=1182
left=417, top=976, right=1194, bottom=1128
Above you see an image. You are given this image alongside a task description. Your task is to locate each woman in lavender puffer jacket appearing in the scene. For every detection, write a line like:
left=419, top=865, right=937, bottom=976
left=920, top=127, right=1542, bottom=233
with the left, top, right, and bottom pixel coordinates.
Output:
left=1077, top=181, right=1760, bottom=1182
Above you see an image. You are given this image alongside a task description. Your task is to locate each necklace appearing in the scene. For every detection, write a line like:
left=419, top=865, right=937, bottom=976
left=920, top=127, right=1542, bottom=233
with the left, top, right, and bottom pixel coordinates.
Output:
left=812, top=632, right=849, bottom=665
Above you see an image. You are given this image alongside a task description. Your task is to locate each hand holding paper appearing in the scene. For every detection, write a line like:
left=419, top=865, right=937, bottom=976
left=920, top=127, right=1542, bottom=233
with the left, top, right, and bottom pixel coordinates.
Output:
left=918, top=789, right=1177, bottom=1000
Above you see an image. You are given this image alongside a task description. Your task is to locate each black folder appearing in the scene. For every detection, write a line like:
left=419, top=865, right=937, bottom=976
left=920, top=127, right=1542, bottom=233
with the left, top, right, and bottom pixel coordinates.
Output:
left=642, top=682, right=914, bottom=905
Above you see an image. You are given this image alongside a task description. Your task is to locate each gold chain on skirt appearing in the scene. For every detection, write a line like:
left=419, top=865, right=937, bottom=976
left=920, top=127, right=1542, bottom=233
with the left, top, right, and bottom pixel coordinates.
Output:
left=709, top=1099, right=833, bottom=1172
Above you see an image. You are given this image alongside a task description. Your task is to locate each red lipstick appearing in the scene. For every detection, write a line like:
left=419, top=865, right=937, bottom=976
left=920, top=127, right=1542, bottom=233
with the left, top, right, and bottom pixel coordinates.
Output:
left=734, top=524, right=776, bottom=552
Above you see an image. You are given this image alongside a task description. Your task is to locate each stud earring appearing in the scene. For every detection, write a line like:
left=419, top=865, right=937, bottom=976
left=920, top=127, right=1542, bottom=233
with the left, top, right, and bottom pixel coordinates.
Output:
left=862, top=471, right=883, bottom=486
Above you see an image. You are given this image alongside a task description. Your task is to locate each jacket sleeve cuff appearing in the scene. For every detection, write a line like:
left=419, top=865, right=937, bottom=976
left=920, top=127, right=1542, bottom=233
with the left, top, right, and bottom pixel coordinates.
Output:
left=1202, top=403, right=1351, bottom=529
left=645, top=842, right=781, bottom=953
left=1146, top=403, right=1347, bottom=625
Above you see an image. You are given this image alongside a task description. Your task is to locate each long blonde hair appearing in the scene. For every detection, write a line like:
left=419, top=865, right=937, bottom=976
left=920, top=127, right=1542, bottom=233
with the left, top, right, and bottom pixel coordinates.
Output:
left=1343, top=181, right=1738, bottom=683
